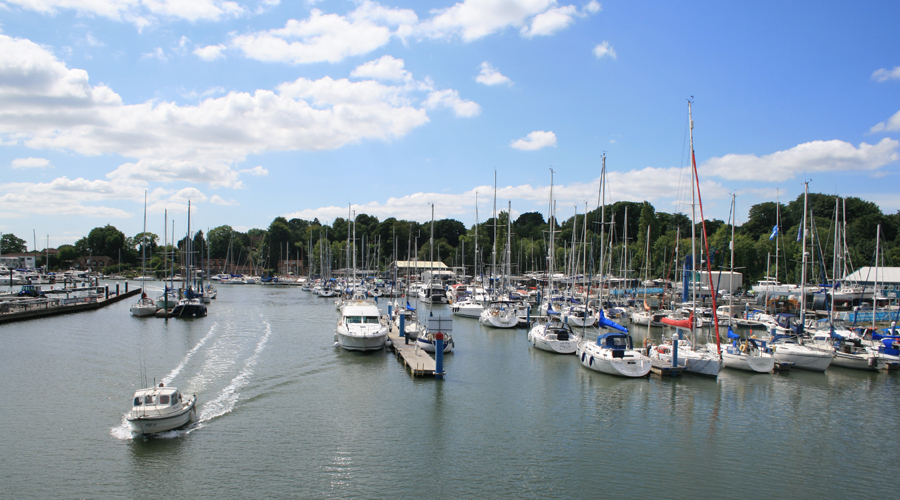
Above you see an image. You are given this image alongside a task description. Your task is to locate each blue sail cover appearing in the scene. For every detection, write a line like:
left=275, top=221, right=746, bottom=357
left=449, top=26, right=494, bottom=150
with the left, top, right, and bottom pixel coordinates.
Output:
left=727, top=327, right=740, bottom=340
left=406, top=301, right=415, bottom=311
left=597, top=309, right=628, bottom=333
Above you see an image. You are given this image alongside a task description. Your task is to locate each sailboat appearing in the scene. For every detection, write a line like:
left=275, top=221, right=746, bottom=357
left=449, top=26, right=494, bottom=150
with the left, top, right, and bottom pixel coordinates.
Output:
left=529, top=169, right=578, bottom=352
left=652, top=101, right=721, bottom=376
left=577, top=309, right=651, bottom=377
left=130, top=192, right=157, bottom=317
left=172, top=200, right=207, bottom=318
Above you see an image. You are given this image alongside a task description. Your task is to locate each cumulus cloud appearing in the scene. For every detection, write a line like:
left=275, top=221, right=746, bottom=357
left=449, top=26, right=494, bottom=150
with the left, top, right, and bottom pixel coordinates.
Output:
left=231, top=3, right=416, bottom=64
left=869, top=110, right=900, bottom=134
left=593, top=41, right=616, bottom=59
left=4, top=0, right=245, bottom=27
left=0, top=176, right=140, bottom=219
left=210, top=194, right=239, bottom=206
left=241, top=166, right=269, bottom=176
left=194, top=44, right=227, bottom=61
left=872, top=65, right=900, bottom=83
left=0, top=34, right=478, bottom=190
left=510, top=131, right=557, bottom=151
left=475, top=61, right=512, bottom=86
left=351, top=55, right=411, bottom=82
left=424, top=89, right=481, bottom=117
left=702, top=138, right=900, bottom=182
left=282, top=167, right=727, bottom=224
left=142, top=47, right=168, bottom=61
left=12, top=157, right=52, bottom=169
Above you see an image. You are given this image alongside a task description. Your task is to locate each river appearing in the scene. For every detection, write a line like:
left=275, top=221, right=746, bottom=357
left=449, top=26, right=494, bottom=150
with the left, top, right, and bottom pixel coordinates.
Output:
left=1, top=283, right=897, bottom=499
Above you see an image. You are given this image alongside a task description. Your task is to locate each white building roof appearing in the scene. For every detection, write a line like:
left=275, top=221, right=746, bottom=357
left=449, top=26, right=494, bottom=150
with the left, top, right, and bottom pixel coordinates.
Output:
left=393, top=261, right=449, bottom=269
left=843, top=267, right=900, bottom=284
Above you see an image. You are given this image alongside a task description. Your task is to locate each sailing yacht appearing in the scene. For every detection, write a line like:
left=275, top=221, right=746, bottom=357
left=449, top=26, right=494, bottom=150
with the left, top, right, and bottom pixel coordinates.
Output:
left=130, top=192, right=157, bottom=317
left=528, top=310, right=578, bottom=354
left=576, top=310, right=652, bottom=377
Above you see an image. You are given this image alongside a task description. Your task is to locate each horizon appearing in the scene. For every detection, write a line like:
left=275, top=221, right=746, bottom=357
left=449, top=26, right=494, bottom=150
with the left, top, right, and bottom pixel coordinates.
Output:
left=2, top=1, right=899, bottom=249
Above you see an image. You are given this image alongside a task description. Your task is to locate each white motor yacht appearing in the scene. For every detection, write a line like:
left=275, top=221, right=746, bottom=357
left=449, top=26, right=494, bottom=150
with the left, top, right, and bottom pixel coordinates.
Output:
left=126, top=384, right=197, bottom=435
left=334, top=299, right=389, bottom=351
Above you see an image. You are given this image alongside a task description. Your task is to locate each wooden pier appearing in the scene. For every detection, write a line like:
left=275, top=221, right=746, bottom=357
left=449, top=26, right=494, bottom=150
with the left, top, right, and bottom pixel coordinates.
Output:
left=0, top=287, right=140, bottom=324
left=387, top=326, right=437, bottom=377
left=650, top=358, right=683, bottom=377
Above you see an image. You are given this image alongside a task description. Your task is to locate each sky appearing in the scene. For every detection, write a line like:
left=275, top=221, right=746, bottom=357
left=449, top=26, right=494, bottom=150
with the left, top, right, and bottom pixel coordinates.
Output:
left=1, top=0, right=899, bottom=250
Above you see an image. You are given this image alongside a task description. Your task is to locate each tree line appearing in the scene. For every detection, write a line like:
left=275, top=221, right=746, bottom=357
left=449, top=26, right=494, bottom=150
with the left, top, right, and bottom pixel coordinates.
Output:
left=5, top=192, right=898, bottom=288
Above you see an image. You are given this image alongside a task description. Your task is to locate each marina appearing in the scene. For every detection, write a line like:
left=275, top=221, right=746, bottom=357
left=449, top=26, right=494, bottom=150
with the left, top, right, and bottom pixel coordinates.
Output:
left=2, top=282, right=899, bottom=498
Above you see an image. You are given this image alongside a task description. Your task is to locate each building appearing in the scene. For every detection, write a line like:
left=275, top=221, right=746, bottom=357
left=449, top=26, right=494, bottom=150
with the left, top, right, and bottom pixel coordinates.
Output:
left=391, top=261, right=452, bottom=280
left=842, top=267, right=900, bottom=299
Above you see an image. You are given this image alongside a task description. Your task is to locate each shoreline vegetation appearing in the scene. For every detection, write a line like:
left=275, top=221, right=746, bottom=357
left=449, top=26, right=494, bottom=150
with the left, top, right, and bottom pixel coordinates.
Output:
left=2, top=192, right=897, bottom=288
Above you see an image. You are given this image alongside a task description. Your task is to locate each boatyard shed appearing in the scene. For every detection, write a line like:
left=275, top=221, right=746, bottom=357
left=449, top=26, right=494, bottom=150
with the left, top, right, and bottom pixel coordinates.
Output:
left=843, top=267, right=900, bottom=298
left=391, top=261, right=452, bottom=279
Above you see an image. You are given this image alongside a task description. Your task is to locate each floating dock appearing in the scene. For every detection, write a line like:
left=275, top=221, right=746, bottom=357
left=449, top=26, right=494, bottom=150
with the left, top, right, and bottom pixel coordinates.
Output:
left=0, top=287, right=140, bottom=324
left=387, top=326, right=437, bottom=377
left=650, top=358, right=683, bottom=377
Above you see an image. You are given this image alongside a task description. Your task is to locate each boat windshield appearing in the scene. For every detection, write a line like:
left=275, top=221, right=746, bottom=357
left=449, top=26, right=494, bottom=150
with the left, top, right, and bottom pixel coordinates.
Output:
left=159, top=395, right=170, bottom=405
left=346, top=316, right=380, bottom=324
left=133, top=397, right=142, bottom=406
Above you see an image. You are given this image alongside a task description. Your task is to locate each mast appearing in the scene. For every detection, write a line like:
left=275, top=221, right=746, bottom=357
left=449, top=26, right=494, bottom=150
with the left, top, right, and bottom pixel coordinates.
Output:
left=598, top=154, right=607, bottom=310
left=491, top=171, right=497, bottom=297
left=874, top=224, right=881, bottom=331
left=549, top=168, right=555, bottom=299
left=475, top=192, right=480, bottom=283
left=729, top=193, right=736, bottom=319
left=506, top=200, right=512, bottom=292
left=799, top=181, right=809, bottom=334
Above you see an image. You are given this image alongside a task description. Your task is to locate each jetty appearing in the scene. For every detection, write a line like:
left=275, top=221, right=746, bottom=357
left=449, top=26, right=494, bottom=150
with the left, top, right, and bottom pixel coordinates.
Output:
left=0, top=285, right=140, bottom=324
left=387, top=323, right=441, bottom=377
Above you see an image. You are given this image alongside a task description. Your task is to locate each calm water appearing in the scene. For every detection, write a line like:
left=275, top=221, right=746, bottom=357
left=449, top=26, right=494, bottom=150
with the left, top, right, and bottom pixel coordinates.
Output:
left=2, top=283, right=898, bottom=499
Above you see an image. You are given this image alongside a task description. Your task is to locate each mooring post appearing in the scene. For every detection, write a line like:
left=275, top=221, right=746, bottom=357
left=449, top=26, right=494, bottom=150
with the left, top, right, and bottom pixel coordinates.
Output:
left=673, top=328, right=681, bottom=368
left=116, top=283, right=120, bottom=296
left=435, top=332, right=444, bottom=379
left=105, top=285, right=109, bottom=300
left=125, top=281, right=128, bottom=293
left=400, top=313, right=407, bottom=344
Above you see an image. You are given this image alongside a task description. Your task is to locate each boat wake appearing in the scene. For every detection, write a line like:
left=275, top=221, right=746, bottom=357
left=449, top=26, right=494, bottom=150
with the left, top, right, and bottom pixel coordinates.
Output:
left=162, top=324, right=218, bottom=386
left=111, top=320, right=273, bottom=440
left=197, top=320, right=272, bottom=423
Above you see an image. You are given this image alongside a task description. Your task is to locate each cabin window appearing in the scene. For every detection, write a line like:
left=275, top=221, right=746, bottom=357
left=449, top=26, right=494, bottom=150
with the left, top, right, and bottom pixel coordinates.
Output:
left=144, top=395, right=155, bottom=404
left=133, top=397, right=142, bottom=406
left=159, top=395, right=170, bottom=405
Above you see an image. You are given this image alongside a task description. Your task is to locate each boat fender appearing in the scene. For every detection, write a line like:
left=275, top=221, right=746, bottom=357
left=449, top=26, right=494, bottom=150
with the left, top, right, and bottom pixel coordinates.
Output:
left=589, top=356, right=594, bottom=366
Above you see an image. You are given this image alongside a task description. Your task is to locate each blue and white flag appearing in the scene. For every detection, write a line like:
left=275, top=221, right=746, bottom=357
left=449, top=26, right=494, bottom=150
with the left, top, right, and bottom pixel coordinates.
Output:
left=797, top=224, right=803, bottom=242
left=769, top=225, right=778, bottom=240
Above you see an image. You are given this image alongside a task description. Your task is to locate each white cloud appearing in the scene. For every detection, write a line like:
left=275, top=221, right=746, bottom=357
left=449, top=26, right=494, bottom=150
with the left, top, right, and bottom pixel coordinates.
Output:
left=522, top=5, right=577, bottom=37
left=142, top=47, right=168, bottom=61
left=872, top=65, right=900, bottom=83
left=475, top=61, right=512, bottom=86
left=0, top=34, right=481, bottom=188
left=3, top=0, right=245, bottom=26
left=12, top=157, right=52, bottom=169
left=241, top=166, right=268, bottom=176
left=510, top=131, right=557, bottom=151
left=424, top=89, right=481, bottom=117
left=869, top=110, right=900, bottom=134
left=0, top=176, right=140, bottom=219
left=702, top=138, right=900, bottom=182
left=194, top=44, right=226, bottom=61
left=593, top=41, right=616, bottom=60
left=231, top=3, right=416, bottom=65
left=282, top=168, right=727, bottom=224
left=168, top=187, right=208, bottom=203
left=351, top=55, right=410, bottom=82
left=210, top=194, right=239, bottom=206
left=584, top=1, right=601, bottom=14
left=418, top=0, right=596, bottom=42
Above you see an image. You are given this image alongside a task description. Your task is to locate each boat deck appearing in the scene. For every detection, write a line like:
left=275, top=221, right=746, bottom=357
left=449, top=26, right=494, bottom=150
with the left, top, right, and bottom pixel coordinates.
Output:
left=387, top=325, right=437, bottom=377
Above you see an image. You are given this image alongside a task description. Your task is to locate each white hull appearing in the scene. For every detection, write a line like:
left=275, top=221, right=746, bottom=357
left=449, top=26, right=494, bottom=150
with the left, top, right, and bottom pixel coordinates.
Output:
left=127, top=397, right=196, bottom=435
left=717, top=347, right=775, bottom=373
left=772, top=344, right=832, bottom=372
left=479, top=309, right=519, bottom=328
left=653, top=349, right=722, bottom=376
left=451, top=303, right=484, bottom=318
left=577, top=342, right=651, bottom=377
left=130, top=304, right=157, bottom=317
left=831, top=351, right=884, bottom=371
left=335, top=332, right=389, bottom=351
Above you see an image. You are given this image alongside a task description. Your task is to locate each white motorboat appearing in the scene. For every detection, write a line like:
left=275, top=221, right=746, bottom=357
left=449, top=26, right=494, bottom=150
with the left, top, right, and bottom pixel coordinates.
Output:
left=527, top=315, right=578, bottom=354
left=130, top=292, right=157, bottom=317
left=451, top=296, right=484, bottom=318
left=651, top=336, right=722, bottom=377
left=334, top=299, right=389, bottom=351
left=126, top=384, right=197, bottom=435
left=479, top=301, right=519, bottom=329
left=769, top=335, right=833, bottom=372
left=418, top=282, right=449, bottom=304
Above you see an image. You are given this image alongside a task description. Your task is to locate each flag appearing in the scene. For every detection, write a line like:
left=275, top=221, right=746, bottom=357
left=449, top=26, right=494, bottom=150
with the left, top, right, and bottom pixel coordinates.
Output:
left=769, top=225, right=778, bottom=241
left=797, top=224, right=802, bottom=242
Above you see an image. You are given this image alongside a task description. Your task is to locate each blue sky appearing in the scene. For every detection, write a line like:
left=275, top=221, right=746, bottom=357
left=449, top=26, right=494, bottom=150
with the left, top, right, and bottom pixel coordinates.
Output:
left=1, top=0, right=899, bottom=249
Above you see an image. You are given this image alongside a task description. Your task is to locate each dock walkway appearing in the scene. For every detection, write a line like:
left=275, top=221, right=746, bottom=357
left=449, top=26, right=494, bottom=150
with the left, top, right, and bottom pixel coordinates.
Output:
left=387, top=325, right=437, bottom=377
left=0, top=287, right=140, bottom=324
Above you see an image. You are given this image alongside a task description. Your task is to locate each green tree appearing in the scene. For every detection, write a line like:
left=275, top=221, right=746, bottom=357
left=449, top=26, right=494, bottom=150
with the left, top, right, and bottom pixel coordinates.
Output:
left=85, top=225, right=126, bottom=258
left=0, top=233, right=27, bottom=253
